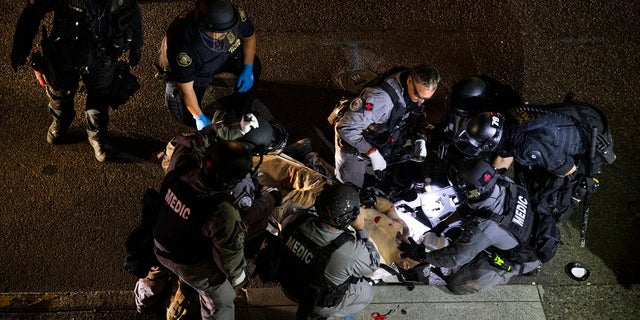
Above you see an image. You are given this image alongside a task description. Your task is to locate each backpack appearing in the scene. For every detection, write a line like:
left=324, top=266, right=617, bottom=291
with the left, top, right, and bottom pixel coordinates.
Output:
left=531, top=211, right=561, bottom=263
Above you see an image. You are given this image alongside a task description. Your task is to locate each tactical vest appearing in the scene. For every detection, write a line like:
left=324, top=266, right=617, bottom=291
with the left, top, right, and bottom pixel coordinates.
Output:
left=481, top=181, right=537, bottom=263
left=361, top=70, right=421, bottom=158
left=153, top=171, right=226, bottom=264
left=278, top=216, right=354, bottom=308
left=45, top=0, right=138, bottom=68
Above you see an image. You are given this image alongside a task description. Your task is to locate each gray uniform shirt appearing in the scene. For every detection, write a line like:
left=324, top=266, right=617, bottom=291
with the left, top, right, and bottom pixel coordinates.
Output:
left=336, top=72, right=408, bottom=154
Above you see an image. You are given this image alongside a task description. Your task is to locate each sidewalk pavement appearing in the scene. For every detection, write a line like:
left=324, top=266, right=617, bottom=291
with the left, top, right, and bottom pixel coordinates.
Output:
left=1, top=284, right=545, bottom=320
left=2, top=283, right=640, bottom=319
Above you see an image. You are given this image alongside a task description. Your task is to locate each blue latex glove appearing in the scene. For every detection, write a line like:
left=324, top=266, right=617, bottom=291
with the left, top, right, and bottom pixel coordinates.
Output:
left=193, top=113, right=212, bottom=130
left=237, top=64, right=254, bottom=92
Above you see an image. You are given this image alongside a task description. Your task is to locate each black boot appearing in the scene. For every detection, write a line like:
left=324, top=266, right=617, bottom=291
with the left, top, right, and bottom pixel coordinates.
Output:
left=87, top=129, right=111, bottom=162
left=46, top=106, right=75, bottom=144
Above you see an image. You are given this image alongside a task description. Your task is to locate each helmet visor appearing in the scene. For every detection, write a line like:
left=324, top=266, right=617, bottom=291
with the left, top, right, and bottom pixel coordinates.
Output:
left=452, top=129, right=483, bottom=157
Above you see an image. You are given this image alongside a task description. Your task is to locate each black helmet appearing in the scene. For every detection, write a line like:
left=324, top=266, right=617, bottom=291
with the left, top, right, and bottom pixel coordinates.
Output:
left=315, top=183, right=360, bottom=230
left=237, top=116, right=288, bottom=155
left=196, top=0, right=239, bottom=32
left=201, top=140, right=252, bottom=189
left=238, top=116, right=274, bottom=153
left=453, top=112, right=504, bottom=157
left=448, top=158, right=499, bottom=201
left=449, top=76, right=489, bottom=116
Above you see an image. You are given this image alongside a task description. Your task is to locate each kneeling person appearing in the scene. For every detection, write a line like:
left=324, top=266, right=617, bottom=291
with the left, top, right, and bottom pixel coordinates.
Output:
left=279, top=183, right=380, bottom=319
left=399, top=158, right=541, bottom=294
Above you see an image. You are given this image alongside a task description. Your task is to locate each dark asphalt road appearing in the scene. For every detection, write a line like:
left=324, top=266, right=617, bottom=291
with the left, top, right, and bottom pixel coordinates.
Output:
left=1, top=0, right=639, bottom=319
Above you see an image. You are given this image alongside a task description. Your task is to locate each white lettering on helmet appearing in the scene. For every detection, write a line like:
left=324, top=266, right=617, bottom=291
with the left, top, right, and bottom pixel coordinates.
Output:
left=512, top=195, right=528, bottom=227
left=491, top=115, right=501, bottom=127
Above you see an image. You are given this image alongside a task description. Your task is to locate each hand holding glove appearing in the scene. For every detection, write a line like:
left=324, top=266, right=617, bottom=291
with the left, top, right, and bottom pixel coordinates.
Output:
left=367, top=148, right=387, bottom=171
left=237, top=64, right=254, bottom=92
left=398, top=237, right=427, bottom=262
left=193, top=113, right=212, bottom=130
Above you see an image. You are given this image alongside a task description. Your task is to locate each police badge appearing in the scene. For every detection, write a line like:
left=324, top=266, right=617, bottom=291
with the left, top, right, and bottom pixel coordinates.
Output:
left=176, top=52, right=192, bottom=67
left=350, top=97, right=363, bottom=112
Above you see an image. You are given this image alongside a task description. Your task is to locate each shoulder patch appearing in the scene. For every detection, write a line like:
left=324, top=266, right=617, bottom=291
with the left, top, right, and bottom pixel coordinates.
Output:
left=349, top=98, right=363, bottom=111
left=229, top=222, right=247, bottom=251
left=176, top=52, right=192, bottom=67
left=238, top=7, right=247, bottom=22
left=364, top=102, right=374, bottom=111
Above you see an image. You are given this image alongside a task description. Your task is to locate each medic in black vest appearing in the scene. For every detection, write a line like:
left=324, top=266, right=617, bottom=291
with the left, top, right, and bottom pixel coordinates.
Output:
left=278, top=183, right=380, bottom=319
left=152, top=140, right=252, bottom=319
left=399, top=158, right=541, bottom=295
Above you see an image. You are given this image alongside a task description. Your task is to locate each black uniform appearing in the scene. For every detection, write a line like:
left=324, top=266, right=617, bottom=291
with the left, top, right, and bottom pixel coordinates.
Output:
left=441, top=75, right=522, bottom=160
left=164, top=7, right=262, bottom=125
left=11, top=0, right=142, bottom=159
left=499, top=103, right=613, bottom=221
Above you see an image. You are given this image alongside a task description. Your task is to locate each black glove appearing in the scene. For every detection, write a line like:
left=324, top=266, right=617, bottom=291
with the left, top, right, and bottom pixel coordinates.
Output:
left=398, top=238, right=427, bottom=262
left=571, top=175, right=599, bottom=206
left=359, top=187, right=377, bottom=209
left=129, top=47, right=141, bottom=67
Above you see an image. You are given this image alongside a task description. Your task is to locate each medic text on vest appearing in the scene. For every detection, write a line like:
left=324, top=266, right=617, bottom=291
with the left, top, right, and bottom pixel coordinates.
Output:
left=285, top=237, right=314, bottom=264
left=165, top=188, right=191, bottom=219
left=512, top=195, right=528, bottom=227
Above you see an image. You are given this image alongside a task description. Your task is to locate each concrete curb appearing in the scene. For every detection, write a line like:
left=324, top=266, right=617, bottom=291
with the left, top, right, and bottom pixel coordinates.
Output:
left=1, top=285, right=546, bottom=320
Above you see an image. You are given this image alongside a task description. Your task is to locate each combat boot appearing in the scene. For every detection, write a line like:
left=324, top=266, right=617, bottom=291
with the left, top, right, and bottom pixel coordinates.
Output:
left=47, top=117, right=66, bottom=144
left=87, top=129, right=111, bottom=162
left=46, top=108, right=75, bottom=144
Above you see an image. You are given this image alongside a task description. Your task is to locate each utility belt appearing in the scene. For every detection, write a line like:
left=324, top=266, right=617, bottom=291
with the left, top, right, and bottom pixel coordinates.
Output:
left=154, top=239, right=205, bottom=265
left=484, top=250, right=530, bottom=275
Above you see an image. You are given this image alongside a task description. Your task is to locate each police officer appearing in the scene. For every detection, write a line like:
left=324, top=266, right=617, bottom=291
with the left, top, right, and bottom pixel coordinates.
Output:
left=162, top=0, right=261, bottom=130
left=278, top=183, right=380, bottom=320
left=453, top=100, right=614, bottom=221
left=441, top=75, right=522, bottom=159
left=399, top=158, right=541, bottom=294
left=10, top=0, right=143, bottom=162
left=334, top=65, right=440, bottom=188
left=152, top=140, right=252, bottom=319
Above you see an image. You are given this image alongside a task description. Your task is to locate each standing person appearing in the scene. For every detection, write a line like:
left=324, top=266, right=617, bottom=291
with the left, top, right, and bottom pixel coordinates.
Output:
left=162, top=0, right=261, bottom=130
left=10, top=0, right=143, bottom=162
left=278, top=183, right=381, bottom=320
left=334, top=65, right=440, bottom=189
left=399, top=158, right=542, bottom=294
left=152, top=140, right=252, bottom=319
